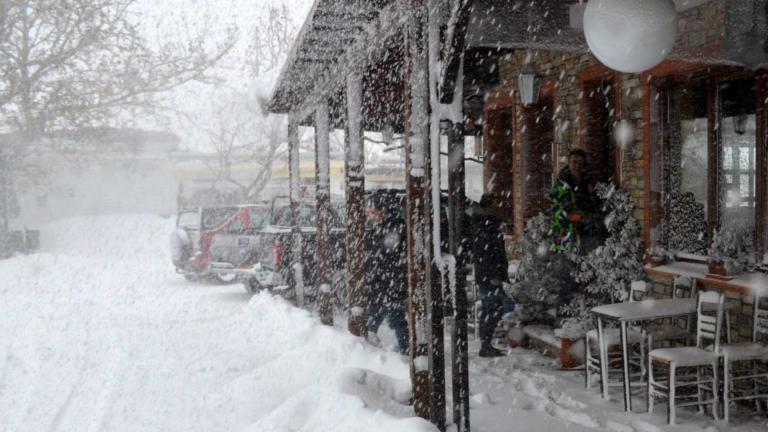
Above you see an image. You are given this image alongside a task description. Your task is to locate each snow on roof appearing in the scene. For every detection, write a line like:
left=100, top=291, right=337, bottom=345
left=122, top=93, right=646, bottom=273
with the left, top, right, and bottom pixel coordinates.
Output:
left=466, top=0, right=586, bottom=52
left=268, top=0, right=389, bottom=114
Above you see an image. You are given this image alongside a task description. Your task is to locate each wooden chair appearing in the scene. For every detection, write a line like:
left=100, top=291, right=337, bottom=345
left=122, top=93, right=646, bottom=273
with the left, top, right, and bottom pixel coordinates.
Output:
left=648, top=290, right=724, bottom=424
left=721, top=293, right=768, bottom=422
left=646, top=276, right=698, bottom=348
left=585, top=281, right=647, bottom=390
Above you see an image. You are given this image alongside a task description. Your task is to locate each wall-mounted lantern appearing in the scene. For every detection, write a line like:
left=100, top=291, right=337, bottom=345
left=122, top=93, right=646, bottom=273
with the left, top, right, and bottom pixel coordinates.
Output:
left=734, top=113, right=749, bottom=135
left=517, top=63, right=543, bottom=106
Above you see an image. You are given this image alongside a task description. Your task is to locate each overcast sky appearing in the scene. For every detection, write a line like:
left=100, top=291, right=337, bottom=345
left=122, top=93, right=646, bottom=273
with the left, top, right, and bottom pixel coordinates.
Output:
left=135, top=0, right=314, bottom=151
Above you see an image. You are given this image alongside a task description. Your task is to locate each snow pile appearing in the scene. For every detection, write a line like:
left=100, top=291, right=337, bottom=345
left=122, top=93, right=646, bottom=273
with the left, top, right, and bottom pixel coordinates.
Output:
left=0, top=214, right=434, bottom=432
left=3, top=214, right=766, bottom=432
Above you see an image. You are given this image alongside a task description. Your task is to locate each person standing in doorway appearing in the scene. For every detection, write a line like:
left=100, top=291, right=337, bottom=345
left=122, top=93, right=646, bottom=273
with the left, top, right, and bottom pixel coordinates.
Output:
left=471, top=193, right=509, bottom=357
left=550, top=148, right=600, bottom=306
left=365, top=190, right=409, bottom=354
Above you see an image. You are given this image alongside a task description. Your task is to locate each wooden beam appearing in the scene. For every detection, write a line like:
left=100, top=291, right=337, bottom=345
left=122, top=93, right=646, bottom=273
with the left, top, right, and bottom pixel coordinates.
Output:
left=439, top=0, right=474, bottom=104
left=311, top=22, right=365, bottom=33
left=304, top=36, right=356, bottom=47
left=427, top=0, right=446, bottom=428
left=315, top=101, right=333, bottom=326
left=345, top=71, right=368, bottom=337
left=405, top=0, right=432, bottom=423
left=288, top=112, right=305, bottom=307
left=447, top=122, right=471, bottom=432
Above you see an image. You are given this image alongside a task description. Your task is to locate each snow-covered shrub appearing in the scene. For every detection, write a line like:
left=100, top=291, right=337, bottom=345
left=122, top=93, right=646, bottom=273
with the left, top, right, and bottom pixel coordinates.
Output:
left=509, top=214, right=561, bottom=324
left=665, top=192, right=707, bottom=255
left=708, top=227, right=749, bottom=274
left=560, top=183, right=644, bottom=334
left=646, top=245, right=672, bottom=264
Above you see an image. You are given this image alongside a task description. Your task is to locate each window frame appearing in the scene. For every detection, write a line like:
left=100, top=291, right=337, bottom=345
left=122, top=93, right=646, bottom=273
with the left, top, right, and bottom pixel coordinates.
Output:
left=647, top=67, right=767, bottom=261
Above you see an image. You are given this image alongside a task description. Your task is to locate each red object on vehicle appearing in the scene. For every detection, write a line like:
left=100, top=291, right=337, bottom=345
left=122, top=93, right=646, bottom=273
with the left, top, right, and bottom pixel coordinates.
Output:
left=273, top=239, right=284, bottom=267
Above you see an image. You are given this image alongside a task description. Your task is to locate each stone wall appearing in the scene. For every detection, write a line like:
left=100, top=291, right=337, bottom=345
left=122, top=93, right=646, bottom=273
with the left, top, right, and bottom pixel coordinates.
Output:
left=485, top=1, right=762, bottom=338
left=647, top=275, right=755, bottom=343
left=485, top=0, right=729, bottom=237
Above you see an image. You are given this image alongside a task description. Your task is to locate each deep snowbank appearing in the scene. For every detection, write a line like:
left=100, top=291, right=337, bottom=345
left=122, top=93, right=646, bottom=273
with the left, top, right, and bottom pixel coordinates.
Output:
left=0, top=215, right=434, bottom=432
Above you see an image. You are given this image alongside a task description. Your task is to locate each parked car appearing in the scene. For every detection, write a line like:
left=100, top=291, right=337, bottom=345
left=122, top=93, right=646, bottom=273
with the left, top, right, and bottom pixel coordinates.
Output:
left=171, top=203, right=274, bottom=283
left=250, top=200, right=346, bottom=299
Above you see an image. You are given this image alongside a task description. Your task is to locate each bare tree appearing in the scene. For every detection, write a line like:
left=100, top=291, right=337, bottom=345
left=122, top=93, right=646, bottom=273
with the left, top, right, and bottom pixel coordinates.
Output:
left=244, top=3, right=295, bottom=77
left=0, top=0, right=236, bottom=186
left=196, top=91, right=287, bottom=203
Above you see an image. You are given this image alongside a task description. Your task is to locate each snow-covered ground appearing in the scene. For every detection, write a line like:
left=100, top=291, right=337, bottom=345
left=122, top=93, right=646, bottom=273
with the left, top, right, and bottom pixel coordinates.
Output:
left=1, top=215, right=766, bottom=431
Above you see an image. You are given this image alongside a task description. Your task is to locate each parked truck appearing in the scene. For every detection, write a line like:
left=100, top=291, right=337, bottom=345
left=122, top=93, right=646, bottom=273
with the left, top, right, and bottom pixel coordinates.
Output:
left=250, top=199, right=346, bottom=301
left=171, top=198, right=346, bottom=300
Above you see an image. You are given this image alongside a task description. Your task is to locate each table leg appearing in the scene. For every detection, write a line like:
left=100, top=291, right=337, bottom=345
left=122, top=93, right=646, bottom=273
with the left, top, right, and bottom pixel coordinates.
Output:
left=620, top=320, right=632, bottom=411
left=597, top=316, right=609, bottom=399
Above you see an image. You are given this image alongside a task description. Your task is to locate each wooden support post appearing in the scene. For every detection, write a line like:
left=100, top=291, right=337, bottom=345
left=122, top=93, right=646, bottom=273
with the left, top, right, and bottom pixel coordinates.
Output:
left=427, top=0, right=445, bottom=428
left=448, top=121, right=470, bottom=432
left=315, top=101, right=333, bottom=325
left=288, top=112, right=305, bottom=307
left=346, top=71, right=368, bottom=337
left=406, top=0, right=432, bottom=421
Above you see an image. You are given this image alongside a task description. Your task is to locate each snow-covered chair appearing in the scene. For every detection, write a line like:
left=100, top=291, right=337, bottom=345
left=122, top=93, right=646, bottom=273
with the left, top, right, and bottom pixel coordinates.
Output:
left=584, top=281, right=648, bottom=390
left=721, top=293, right=768, bottom=422
left=648, top=290, right=724, bottom=424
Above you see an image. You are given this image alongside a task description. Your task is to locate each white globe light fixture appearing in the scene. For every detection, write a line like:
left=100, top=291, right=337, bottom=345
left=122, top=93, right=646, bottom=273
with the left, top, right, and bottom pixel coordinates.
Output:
left=583, top=0, right=678, bottom=73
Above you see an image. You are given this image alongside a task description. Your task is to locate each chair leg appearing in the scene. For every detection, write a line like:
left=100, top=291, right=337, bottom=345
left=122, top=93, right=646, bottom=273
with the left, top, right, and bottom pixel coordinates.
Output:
left=724, top=357, right=730, bottom=423
left=669, top=363, right=676, bottom=424
left=639, top=335, right=647, bottom=380
left=725, top=310, right=732, bottom=344
left=754, top=360, right=762, bottom=413
left=585, top=337, right=591, bottom=389
left=647, top=357, right=654, bottom=414
left=697, top=365, right=704, bottom=413
left=712, top=361, right=719, bottom=421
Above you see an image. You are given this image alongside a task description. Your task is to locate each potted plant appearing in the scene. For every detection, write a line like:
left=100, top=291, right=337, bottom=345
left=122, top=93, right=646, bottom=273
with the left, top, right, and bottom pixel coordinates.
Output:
left=707, top=228, right=748, bottom=278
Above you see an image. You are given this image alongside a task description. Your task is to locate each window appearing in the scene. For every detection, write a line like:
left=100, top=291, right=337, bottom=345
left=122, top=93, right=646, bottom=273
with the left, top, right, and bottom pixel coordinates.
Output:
left=201, top=207, right=237, bottom=229
left=247, top=206, right=272, bottom=230
left=177, top=210, right=200, bottom=229
left=583, top=78, right=617, bottom=183
left=651, top=73, right=766, bottom=261
left=655, top=78, right=709, bottom=255
left=719, top=79, right=757, bottom=249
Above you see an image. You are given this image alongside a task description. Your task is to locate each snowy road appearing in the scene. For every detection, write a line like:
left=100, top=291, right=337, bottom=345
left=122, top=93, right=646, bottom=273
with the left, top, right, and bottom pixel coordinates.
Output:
left=1, top=215, right=766, bottom=432
left=0, top=216, right=431, bottom=432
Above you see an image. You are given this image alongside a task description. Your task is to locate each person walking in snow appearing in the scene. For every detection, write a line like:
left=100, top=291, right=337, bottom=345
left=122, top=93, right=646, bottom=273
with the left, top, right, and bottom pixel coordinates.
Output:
left=471, top=193, right=509, bottom=357
left=365, top=190, right=409, bottom=354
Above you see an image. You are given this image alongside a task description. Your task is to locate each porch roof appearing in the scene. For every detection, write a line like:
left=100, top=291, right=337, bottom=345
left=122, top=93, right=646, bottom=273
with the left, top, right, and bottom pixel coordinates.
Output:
left=268, top=0, right=590, bottom=117
left=268, top=0, right=723, bottom=118
left=267, top=0, right=389, bottom=115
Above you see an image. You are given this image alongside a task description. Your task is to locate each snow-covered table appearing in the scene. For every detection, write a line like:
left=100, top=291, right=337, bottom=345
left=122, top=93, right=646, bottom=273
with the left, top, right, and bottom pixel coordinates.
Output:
left=591, top=298, right=697, bottom=411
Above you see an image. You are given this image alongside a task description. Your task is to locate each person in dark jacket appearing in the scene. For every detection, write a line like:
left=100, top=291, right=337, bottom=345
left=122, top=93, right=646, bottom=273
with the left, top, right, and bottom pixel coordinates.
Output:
left=365, top=190, right=409, bottom=354
left=555, top=149, right=597, bottom=217
left=472, top=193, right=509, bottom=357
left=551, top=148, right=601, bottom=307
